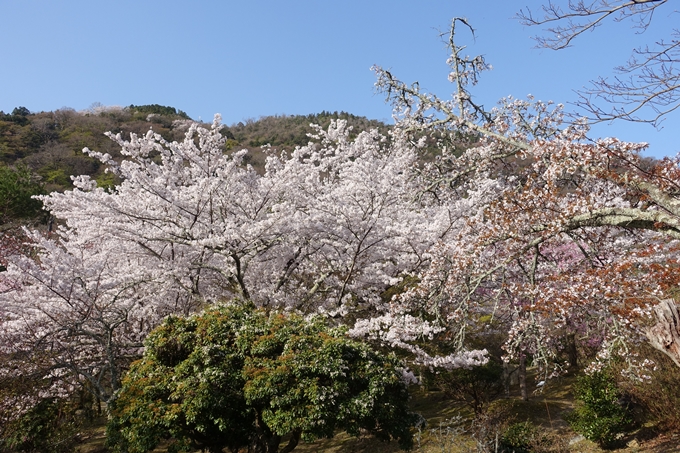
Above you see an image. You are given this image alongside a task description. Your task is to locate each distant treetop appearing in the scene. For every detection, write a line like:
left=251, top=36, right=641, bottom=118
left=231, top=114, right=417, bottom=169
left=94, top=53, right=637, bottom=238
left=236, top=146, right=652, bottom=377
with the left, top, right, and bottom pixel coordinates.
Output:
left=227, top=112, right=389, bottom=148
left=0, top=107, right=31, bottom=125
left=127, top=104, right=191, bottom=120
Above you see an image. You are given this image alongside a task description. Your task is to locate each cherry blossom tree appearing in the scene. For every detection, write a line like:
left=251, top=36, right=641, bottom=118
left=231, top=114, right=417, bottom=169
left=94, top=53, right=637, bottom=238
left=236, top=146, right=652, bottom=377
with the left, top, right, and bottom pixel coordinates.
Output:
left=35, top=116, right=437, bottom=312
left=373, top=18, right=680, bottom=381
left=1, top=110, right=490, bottom=415
left=1, top=228, right=167, bottom=408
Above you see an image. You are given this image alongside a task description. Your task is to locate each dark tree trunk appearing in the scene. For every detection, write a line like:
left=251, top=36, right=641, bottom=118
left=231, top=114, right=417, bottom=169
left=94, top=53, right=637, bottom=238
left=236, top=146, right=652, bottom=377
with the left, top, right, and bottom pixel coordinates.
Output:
left=502, top=361, right=510, bottom=396
left=279, top=430, right=302, bottom=453
left=249, top=411, right=282, bottom=453
left=566, top=332, right=578, bottom=371
left=519, top=354, right=528, bottom=401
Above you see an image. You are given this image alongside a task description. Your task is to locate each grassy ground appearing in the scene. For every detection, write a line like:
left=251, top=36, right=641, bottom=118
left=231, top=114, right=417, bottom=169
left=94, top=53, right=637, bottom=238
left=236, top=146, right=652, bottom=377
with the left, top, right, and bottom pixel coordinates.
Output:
left=76, top=374, right=678, bottom=453
left=293, top=373, right=678, bottom=453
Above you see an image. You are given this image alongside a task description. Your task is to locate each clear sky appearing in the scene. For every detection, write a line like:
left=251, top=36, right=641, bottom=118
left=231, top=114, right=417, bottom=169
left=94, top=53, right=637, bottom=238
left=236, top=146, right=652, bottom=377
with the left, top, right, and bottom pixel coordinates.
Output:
left=1, top=1, right=678, bottom=158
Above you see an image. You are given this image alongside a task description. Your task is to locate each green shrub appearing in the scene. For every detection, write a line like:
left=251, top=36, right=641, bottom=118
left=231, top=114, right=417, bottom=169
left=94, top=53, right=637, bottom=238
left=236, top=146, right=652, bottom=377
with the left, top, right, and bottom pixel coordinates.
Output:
left=107, top=303, right=419, bottom=453
left=567, top=371, right=632, bottom=449
left=499, top=420, right=569, bottom=453
left=1, top=399, right=80, bottom=453
left=501, top=421, right=534, bottom=453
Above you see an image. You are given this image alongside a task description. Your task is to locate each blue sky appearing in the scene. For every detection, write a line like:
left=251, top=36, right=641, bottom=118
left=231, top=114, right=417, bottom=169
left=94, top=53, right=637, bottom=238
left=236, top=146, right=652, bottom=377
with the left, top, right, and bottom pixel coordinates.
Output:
left=1, top=1, right=678, bottom=158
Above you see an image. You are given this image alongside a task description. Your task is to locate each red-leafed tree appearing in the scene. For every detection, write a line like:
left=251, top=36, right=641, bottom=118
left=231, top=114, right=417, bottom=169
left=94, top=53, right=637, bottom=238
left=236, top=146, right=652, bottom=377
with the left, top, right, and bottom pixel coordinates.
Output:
left=372, top=18, right=680, bottom=383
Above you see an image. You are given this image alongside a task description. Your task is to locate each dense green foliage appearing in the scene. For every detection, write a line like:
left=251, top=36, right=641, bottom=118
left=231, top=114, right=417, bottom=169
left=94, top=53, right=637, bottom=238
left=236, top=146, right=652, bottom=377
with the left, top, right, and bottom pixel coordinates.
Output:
left=567, top=371, right=632, bottom=449
left=127, top=104, right=191, bottom=119
left=0, top=163, right=45, bottom=225
left=0, top=107, right=30, bottom=126
left=227, top=111, right=389, bottom=149
left=107, top=304, right=418, bottom=453
left=0, top=399, right=80, bottom=453
left=498, top=420, right=563, bottom=453
left=500, top=421, right=535, bottom=453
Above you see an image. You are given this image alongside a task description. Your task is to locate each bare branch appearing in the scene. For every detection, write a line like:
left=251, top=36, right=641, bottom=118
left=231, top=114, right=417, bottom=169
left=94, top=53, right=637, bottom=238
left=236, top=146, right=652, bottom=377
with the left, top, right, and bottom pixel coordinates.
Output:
left=518, top=1, right=668, bottom=50
left=518, top=1, right=679, bottom=125
left=373, top=18, right=528, bottom=152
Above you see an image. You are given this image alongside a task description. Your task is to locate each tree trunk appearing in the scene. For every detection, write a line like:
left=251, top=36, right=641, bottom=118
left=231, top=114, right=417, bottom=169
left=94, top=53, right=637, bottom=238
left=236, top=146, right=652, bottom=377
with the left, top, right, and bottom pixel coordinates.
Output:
left=646, top=299, right=680, bottom=368
left=279, top=430, right=302, bottom=453
left=519, top=354, right=528, bottom=401
left=249, top=411, right=282, bottom=453
left=566, top=332, right=578, bottom=371
left=249, top=434, right=281, bottom=453
left=502, top=362, right=510, bottom=396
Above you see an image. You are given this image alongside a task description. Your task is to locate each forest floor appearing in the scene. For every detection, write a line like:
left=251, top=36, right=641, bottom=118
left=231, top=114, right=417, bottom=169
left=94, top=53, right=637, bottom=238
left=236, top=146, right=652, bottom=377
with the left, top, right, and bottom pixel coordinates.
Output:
left=76, top=373, right=679, bottom=453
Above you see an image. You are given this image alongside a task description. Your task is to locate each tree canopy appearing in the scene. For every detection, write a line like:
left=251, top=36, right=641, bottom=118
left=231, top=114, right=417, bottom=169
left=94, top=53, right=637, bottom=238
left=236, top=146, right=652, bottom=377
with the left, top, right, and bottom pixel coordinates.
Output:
left=107, top=304, right=418, bottom=453
left=370, top=16, right=680, bottom=380
left=0, top=163, right=45, bottom=226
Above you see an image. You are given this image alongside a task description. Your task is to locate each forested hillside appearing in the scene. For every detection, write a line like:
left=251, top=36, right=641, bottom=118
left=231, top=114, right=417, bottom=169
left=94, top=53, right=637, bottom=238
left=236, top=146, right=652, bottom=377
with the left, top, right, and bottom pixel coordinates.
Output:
left=0, top=105, right=389, bottom=193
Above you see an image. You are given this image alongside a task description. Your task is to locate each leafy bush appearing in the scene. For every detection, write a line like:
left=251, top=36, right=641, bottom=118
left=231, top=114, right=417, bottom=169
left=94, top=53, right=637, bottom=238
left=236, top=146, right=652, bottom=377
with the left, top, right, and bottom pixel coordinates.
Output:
left=107, top=303, right=419, bottom=453
left=500, top=421, right=568, bottom=453
left=1, top=399, right=80, bottom=453
left=567, top=371, right=632, bottom=449
left=501, top=421, right=534, bottom=453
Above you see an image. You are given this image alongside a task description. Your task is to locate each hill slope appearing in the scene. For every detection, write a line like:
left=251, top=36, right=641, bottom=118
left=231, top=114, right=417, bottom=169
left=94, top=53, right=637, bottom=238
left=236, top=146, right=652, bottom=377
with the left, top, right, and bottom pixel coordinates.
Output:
left=0, top=105, right=390, bottom=193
